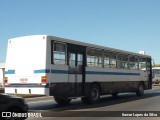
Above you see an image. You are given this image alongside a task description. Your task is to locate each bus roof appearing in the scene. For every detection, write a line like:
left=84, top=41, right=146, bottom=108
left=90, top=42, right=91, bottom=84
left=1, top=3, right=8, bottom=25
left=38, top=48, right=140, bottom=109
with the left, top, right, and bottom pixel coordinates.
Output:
left=49, top=35, right=151, bottom=58
left=9, top=35, right=151, bottom=58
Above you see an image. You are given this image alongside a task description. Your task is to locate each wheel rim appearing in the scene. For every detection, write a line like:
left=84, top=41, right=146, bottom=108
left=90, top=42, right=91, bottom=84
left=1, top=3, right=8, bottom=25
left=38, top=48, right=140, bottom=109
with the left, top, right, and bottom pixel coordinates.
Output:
left=91, top=88, right=99, bottom=101
left=139, top=85, right=144, bottom=94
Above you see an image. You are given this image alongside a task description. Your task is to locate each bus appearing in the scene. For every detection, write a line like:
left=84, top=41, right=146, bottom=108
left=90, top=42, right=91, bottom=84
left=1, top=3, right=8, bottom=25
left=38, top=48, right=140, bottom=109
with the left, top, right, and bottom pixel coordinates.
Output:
left=0, top=63, right=5, bottom=87
left=152, top=67, right=160, bottom=85
left=5, top=35, right=152, bottom=104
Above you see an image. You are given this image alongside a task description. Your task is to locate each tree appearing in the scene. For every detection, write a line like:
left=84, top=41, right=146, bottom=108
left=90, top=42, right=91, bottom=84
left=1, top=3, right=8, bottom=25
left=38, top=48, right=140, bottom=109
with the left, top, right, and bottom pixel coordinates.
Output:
left=153, top=64, right=160, bottom=67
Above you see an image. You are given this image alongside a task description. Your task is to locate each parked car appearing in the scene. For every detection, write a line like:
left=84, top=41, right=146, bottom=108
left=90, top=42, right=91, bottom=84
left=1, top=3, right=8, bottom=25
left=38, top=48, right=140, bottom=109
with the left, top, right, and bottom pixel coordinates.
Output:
left=0, top=93, right=28, bottom=120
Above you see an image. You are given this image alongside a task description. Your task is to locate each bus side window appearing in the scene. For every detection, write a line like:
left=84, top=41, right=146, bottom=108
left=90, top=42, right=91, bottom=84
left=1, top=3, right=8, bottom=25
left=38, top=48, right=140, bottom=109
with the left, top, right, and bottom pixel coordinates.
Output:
left=117, top=54, right=128, bottom=69
left=129, top=56, right=138, bottom=70
left=87, top=48, right=102, bottom=67
left=53, top=42, right=66, bottom=65
left=139, top=58, right=147, bottom=70
left=104, top=51, right=116, bottom=68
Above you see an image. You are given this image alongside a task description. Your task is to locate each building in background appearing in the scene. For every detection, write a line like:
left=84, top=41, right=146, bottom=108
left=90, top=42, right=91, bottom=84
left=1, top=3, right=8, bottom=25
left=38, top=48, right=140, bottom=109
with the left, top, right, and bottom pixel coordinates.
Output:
left=0, top=63, right=5, bottom=87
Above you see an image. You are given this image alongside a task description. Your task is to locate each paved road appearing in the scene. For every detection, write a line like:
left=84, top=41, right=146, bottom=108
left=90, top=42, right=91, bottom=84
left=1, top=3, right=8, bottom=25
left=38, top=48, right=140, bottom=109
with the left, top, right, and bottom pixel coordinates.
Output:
left=26, top=86, right=160, bottom=120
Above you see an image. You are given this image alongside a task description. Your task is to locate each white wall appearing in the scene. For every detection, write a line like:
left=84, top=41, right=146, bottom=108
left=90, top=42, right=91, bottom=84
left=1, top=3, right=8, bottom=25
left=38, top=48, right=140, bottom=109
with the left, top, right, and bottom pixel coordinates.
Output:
left=0, top=63, right=5, bottom=87
left=0, top=68, right=4, bottom=87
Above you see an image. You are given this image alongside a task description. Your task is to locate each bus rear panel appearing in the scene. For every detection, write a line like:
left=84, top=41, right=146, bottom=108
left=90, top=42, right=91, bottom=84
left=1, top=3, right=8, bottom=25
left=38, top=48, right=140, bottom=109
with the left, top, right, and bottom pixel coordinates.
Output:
left=5, top=35, right=49, bottom=95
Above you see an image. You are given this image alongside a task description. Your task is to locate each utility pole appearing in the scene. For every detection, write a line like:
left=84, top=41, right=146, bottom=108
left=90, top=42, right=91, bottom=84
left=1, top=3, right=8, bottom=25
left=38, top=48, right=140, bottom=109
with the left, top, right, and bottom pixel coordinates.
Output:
left=152, top=59, right=155, bottom=67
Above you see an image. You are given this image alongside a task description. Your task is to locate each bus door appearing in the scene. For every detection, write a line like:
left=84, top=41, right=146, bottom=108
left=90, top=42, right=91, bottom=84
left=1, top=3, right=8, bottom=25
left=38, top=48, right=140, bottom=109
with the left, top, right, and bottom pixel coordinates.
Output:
left=67, top=44, right=86, bottom=97
left=69, top=53, right=84, bottom=96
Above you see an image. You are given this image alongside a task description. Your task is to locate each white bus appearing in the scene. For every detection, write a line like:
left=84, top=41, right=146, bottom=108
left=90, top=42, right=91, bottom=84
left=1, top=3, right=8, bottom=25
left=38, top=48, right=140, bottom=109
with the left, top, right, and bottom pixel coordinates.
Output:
left=0, top=63, right=5, bottom=87
left=152, top=67, right=160, bottom=85
left=5, top=35, right=152, bottom=104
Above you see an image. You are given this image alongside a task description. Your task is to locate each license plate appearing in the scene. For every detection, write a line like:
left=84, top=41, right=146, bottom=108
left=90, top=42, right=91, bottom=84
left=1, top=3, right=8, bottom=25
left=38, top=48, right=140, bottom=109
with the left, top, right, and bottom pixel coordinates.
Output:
left=20, top=78, right=28, bottom=83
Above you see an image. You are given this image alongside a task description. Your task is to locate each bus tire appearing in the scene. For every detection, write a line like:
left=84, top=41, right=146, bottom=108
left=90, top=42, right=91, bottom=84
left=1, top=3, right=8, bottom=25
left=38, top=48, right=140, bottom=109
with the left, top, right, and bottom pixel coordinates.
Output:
left=81, top=84, right=100, bottom=104
left=136, top=83, right=144, bottom=96
left=54, top=97, right=71, bottom=105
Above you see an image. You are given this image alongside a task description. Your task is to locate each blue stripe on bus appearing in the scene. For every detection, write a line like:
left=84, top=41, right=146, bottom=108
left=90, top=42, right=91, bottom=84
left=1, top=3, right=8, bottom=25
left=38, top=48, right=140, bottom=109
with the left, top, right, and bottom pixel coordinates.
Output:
left=5, top=70, right=15, bottom=74
left=34, top=69, right=68, bottom=74
left=34, top=69, right=140, bottom=76
left=86, top=71, right=140, bottom=76
left=51, top=69, right=68, bottom=74
left=34, top=69, right=50, bottom=74
left=5, top=69, right=140, bottom=76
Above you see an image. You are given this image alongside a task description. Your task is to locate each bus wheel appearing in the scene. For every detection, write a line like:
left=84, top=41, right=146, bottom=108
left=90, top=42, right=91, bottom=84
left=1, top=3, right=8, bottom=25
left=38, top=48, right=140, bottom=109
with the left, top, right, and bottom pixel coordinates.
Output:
left=54, top=97, right=71, bottom=105
left=81, top=84, right=100, bottom=104
left=136, top=83, right=144, bottom=96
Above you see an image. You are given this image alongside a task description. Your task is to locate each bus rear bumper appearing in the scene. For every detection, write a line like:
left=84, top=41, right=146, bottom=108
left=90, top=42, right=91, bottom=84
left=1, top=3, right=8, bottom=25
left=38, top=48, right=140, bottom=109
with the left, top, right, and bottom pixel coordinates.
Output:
left=5, top=87, right=49, bottom=95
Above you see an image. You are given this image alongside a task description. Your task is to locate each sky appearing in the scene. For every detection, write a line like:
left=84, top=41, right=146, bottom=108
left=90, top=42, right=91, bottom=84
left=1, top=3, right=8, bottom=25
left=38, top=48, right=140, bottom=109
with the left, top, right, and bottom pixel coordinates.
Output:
left=0, top=0, right=160, bottom=64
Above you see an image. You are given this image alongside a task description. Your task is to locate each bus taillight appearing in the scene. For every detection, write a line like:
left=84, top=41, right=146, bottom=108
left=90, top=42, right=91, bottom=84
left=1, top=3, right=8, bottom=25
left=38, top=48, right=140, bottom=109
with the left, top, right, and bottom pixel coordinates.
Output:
left=41, top=76, right=47, bottom=83
left=4, top=77, right=8, bottom=83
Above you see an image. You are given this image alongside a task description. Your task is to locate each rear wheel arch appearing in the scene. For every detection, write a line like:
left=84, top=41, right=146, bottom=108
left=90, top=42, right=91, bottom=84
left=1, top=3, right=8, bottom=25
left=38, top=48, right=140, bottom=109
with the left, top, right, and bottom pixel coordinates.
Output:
left=140, top=81, right=145, bottom=89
